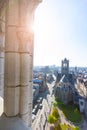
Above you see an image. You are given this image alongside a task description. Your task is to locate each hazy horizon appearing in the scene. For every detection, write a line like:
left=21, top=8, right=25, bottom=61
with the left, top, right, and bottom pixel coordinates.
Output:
left=34, top=0, right=87, bottom=67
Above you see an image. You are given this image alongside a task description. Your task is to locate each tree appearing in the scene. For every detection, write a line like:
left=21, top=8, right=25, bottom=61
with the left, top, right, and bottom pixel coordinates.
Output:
left=51, top=106, right=59, bottom=119
left=47, top=114, right=57, bottom=124
left=48, top=107, right=61, bottom=130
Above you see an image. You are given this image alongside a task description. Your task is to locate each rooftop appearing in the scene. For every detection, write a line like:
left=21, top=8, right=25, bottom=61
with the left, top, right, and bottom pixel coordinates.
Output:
left=60, top=75, right=69, bottom=83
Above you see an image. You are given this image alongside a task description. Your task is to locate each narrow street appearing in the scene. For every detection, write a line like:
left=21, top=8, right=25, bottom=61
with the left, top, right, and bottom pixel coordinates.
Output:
left=32, top=81, right=55, bottom=130
left=78, top=115, right=87, bottom=130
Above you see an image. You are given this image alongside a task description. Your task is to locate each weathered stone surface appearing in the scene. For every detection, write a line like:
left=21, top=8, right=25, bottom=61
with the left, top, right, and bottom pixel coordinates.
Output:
left=5, top=0, right=19, bottom=26
left=28, top=103, right=32, bottom=127
left=0, top=58, right=4, bottom=74
left=0, top=52, right=4, bottom=58
left=29, top=55, right=33, bottom=81
left=17, top=27, right=33, bottom=53
left=20, top=86, right=29, bottom=115
left=0, top=18, right=5, bottom=97
left=0, top=74, right=4, bottom=88
left=28, top=83, right=32, bottom=127
left=4, top=87, right=20, bottom=116
left=5, top=53, right=20, bottom=86
left=19, top=0, right=33, bottom=26
left=5, top=27, right=19, bottom=52
left=0, top=5, right=5, bottom=22
left=19, top=0, right=42, bottom=21
left=0, top=20, right=5, bottom=33
left=0, top=20, right=5, bottom=55
left=28, top=82, right=33, bottom=102
left=20, top=54, right=30, bottom=86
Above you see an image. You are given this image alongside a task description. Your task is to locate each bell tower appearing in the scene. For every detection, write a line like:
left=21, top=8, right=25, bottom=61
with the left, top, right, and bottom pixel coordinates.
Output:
left=61, top=58, right=69, bottom=76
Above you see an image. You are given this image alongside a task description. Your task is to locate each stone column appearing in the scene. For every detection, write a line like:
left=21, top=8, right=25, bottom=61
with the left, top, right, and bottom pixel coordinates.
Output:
left=0, top=4, right=5, bottom=117
left=4, top=0, right=20, bottom=116
left=18, top=0, right=42, bottom=126
left=18, top=1, right=34, bottom=126
left=3, top=0, right=42, bottom=129
left=0, top=6, right=5, bottom=98
left=17, top=27, right=32, bottom=125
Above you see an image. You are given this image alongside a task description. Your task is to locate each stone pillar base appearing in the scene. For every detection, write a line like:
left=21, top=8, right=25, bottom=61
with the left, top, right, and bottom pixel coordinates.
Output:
left=0, top=114, right=31, bottom=130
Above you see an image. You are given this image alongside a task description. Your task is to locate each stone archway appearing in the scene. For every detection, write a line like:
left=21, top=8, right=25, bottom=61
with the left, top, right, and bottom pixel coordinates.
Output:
left=0, top=0, right=42, bottom=130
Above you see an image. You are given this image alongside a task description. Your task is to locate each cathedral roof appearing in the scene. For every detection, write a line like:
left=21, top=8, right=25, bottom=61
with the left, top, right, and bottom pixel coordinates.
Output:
left=60, top=75, right=69, bottom=83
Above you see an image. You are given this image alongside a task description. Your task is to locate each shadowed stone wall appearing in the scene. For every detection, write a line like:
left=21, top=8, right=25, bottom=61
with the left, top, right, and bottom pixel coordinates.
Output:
left=0, top=4, right=5, bottom=97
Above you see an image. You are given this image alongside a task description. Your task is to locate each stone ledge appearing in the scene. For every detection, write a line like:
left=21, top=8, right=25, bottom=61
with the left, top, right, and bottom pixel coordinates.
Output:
left=0, top=114, right=31, bottom=130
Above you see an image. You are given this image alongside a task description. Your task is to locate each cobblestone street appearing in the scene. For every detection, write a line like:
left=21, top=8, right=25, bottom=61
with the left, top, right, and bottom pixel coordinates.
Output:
left=78, top=115, right=87, bottom=130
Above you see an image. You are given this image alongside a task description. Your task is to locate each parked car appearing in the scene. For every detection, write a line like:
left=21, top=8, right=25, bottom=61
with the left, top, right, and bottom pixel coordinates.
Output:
left=38, top=104, right=42, bottom=109
left=32, top=108, right=37, bottom=115
left=34, top=104, right=38, bottom=109
left=39, top=97, right=43, bottom=102
left=32, top=114, right=36, bottom=122
left=37, top=97, right=43, bottom=103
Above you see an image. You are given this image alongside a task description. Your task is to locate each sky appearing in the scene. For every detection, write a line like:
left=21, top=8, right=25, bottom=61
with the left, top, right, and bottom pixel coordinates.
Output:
left=34, top=0, right=87, bottom=67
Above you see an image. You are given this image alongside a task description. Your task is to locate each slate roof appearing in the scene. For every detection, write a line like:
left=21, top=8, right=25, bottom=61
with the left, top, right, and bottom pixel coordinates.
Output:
left=33, top=79, right=42, bottom=83
left=60, top=75, right=69, bottom=83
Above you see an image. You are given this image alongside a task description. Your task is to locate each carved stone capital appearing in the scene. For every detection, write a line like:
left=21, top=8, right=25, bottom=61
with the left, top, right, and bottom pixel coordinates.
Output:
left=20, top=0, right=42, bottom=14
left=17, top=27, right=33, bottom=43
left=28, top=0, right=42, bottom=11
left=17, top=27, right=34, bottom=54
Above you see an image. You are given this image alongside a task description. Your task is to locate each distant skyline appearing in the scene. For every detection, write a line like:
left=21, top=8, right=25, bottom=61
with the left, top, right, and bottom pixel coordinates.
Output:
left=34, top=0, right=87, bottom=67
